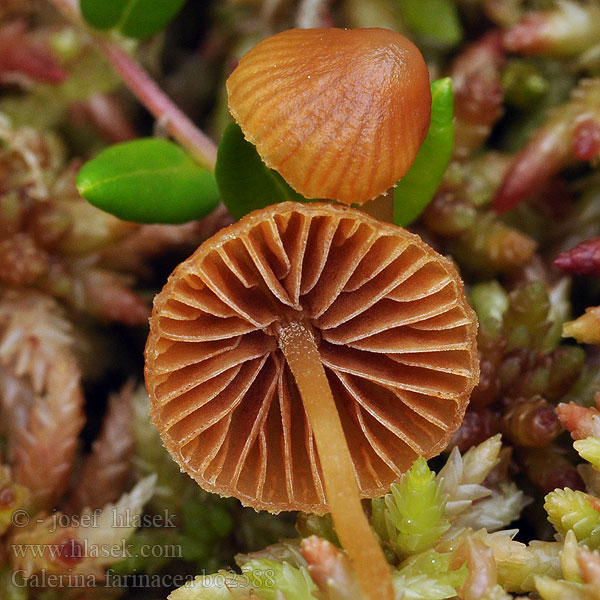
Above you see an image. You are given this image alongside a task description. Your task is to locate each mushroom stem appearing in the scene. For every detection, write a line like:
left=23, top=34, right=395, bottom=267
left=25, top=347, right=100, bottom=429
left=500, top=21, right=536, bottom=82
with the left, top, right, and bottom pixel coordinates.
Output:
left=277, top=321, right=394, bottom=600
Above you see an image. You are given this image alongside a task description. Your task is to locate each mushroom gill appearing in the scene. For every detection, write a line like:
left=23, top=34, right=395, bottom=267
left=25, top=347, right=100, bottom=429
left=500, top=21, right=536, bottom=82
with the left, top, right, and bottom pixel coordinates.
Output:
left=146, top=200, right=478, bottom=509
left=145, top=201, right=479, bottom=600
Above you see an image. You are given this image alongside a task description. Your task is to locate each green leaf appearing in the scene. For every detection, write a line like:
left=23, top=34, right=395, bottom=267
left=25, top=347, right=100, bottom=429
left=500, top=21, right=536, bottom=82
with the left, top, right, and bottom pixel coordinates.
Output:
left=80, top=0, right=122, bottom=30
left=76, top=138, right=219, bottom=224
left=398, top=0, right=463, bottom=46
left=394, top=78, right=454, bottom=227
left=80, top=0, right=186, bottom=39
left=215, top=122, right=309, bottom=220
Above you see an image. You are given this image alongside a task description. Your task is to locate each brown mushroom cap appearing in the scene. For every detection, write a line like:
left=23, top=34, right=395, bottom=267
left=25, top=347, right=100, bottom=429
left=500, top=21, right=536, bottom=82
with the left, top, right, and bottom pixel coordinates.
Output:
left=145, top=202, right=478, bottom=514
left=226, top=28, right=432, bottom=206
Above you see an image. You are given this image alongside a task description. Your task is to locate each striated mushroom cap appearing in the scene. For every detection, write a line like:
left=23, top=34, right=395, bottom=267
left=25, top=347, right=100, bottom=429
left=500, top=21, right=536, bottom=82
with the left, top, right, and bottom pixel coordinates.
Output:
left=226, top=28, right=432, bottom=206
left=145, top=202, right=479, bottom=514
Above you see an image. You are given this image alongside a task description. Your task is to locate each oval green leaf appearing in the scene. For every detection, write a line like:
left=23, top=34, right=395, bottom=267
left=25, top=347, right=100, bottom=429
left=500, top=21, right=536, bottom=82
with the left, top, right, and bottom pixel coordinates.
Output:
left=80, top=0, right=186, bottom=39
left=80, top=0, right=122, bottom=30
left=394, top=78, right=455, bottom=227
left=76, top=138, right=219, bottom=224
left=215, top=122, right=308, bottom=220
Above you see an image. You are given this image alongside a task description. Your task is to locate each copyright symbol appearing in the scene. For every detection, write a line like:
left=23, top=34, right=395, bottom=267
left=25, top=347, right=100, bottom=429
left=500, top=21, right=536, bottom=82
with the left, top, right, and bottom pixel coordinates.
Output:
left=11, top=510, right=29, bottom=527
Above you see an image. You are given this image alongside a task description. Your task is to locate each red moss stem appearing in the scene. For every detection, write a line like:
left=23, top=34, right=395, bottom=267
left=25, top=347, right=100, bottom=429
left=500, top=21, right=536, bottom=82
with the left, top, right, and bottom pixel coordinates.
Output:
left=47, top=0, right=217, bottom=170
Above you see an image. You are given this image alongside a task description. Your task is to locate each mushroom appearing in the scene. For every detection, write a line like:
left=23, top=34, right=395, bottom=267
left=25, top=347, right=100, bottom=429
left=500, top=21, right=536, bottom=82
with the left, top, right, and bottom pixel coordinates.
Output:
left=226, top=28, right=432, bottom=205
left=145, top=202, right=479, bottom=600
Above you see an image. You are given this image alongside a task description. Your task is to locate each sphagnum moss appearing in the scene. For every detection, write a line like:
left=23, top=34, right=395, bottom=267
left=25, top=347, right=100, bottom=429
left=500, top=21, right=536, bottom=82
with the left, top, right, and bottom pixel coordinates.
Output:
left=2, top=2, right=600, bottom=600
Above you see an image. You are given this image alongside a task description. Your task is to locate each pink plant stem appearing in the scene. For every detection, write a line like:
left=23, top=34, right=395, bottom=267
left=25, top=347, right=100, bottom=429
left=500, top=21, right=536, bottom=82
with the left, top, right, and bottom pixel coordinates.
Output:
left=97, top=42, right=217, bottom=169
left=47, top=0, right=217, bottom=170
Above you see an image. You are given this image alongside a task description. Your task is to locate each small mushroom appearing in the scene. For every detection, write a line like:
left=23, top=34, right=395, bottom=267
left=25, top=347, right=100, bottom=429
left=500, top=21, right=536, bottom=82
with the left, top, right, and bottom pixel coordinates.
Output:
left=145, top=202, right=479, bottom=600
left=226, top=28, right=432, bottom=205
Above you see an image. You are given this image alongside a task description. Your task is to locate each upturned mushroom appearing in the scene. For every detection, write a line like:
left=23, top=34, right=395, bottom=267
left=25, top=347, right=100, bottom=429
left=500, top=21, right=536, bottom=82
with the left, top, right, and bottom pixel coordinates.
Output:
left=145, top=202, right=479, bottom=600
left=226, top=27, right=432, bottom=205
